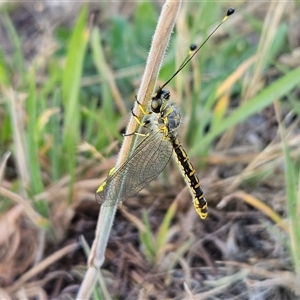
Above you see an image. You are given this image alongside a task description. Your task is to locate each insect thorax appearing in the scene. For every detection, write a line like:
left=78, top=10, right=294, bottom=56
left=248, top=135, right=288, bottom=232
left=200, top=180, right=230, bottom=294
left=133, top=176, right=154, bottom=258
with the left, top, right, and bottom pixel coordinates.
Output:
left=150, top=88, right=181, bottom=138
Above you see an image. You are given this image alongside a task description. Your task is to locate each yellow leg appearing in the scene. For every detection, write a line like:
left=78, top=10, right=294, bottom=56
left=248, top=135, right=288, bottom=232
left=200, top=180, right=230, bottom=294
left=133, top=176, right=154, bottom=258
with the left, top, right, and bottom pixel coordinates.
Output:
left=124, top=97, right=152, bottom=137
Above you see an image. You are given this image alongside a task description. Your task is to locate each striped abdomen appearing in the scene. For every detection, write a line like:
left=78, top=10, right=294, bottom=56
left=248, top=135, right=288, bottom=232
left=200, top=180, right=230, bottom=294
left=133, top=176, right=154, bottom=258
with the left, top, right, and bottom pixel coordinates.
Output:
left=169, top=136, right=208, bottom=219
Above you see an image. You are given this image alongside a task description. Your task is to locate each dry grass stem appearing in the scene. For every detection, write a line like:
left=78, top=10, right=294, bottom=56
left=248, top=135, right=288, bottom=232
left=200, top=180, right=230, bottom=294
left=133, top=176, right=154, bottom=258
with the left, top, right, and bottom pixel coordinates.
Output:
left=8, top=242, right=79, bottom=293
left=76, top=1, right=182, bottom=298
left=243, top=2, right=287, bottom=101
left=5, top=89, right=29, bottom=195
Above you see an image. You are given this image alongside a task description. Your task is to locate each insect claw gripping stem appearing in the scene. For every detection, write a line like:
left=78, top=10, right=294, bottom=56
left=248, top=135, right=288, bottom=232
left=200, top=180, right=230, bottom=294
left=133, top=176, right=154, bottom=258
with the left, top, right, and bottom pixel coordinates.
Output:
left=123, top=95, right=154, bottom=137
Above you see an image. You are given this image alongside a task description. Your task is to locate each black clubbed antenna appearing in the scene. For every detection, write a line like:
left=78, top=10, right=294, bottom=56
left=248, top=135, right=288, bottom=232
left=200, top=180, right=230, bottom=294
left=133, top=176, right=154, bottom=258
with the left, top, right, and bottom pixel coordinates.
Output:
left=160, top=8, right=235, bottom=90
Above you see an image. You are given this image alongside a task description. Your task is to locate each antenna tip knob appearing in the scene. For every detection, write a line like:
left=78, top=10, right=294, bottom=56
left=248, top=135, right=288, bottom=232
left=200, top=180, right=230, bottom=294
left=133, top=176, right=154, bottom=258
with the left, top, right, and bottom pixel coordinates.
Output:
left=190, top=43, right=197, bottom=51
left=227, top=8, right=235, bottom=16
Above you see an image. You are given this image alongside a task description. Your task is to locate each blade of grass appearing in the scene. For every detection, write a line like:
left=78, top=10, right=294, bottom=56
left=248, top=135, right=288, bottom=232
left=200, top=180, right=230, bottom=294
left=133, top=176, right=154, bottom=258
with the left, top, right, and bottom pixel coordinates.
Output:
left=81, top=98, right=98, bottom=144
left=48, top=90, right=61, bottom=182
left=91, top=27, right=127, bottom=116
left=79, top=236, right=110, bottom=300
left=233, top=191, right=288, bottom=232
left=243, top=2, right=286, bottom=101
left=5, top=89, right=30, bottom=196
left=211, top=56, right=257, bottom=131
left=166, top=236, right=194, bottom=271
left=192, top=64, right=300, bottom=155
left=0, top=46, right=9, bottom=86
left=2, top=11, right=25, bottom=82
left=140, top=210, right=156, bottom=263
left=81, top=101, right=120, bottom=149
left=26, top=70, right=48, bottom=216
left=61, top=5, right=89, bottom=201
left=0, top=152, right=11, bottom=185
left=156, top=200, right=177, bottom=250
left=275, top=102, right=300, bottom=277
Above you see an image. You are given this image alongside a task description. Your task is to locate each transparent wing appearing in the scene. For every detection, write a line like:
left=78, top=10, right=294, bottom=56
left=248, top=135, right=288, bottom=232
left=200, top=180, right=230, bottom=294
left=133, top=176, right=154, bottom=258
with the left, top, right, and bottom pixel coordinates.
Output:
left=96, top=130, right=173, bottom=206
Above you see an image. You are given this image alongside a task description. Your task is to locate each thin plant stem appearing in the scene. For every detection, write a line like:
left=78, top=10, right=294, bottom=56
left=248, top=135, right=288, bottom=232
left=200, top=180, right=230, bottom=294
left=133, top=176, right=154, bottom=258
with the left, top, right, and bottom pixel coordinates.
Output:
left=76, top=1, right=182, bottom=298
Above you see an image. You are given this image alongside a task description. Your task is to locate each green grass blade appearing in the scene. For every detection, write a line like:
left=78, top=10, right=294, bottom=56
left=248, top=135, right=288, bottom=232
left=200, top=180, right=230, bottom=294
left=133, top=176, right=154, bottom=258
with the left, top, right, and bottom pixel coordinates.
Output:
left=61, top=5, right=89, bottom=198
left=156, top=200, right=177, bottom=249
left=281, top=122, right=300, bottom=276
left=48, top=90, right=61, bottom=181
left=192, top=65, right=300, bottom=155
left=2, top=11, right=25, bottom=82
left=26, top=71, right=44, bottom=194
left=90, top=27, right=114, bottom=120
left=26, top=71, right=48, bottom=216
left=140, top=210, right=156, bottom=263
left=0, top=47, right=9, bottom=86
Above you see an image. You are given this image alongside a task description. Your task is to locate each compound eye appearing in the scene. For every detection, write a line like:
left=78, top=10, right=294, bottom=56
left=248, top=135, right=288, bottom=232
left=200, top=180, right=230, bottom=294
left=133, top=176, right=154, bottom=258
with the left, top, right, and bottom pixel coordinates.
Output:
left=151, top=98, right=162, bottom=113
left=161, top=89, right=170, bottom=100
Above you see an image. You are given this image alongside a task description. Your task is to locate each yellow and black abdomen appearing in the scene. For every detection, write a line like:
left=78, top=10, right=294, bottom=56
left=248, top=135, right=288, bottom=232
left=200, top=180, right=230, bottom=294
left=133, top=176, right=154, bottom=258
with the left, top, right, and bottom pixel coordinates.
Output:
left=169, top=136, right=208, bottom=219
